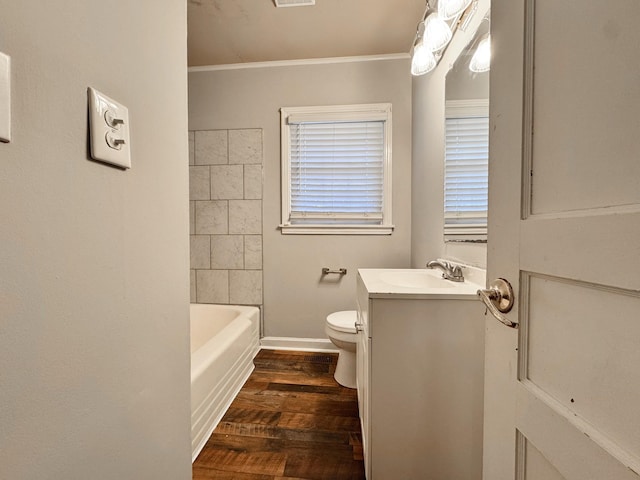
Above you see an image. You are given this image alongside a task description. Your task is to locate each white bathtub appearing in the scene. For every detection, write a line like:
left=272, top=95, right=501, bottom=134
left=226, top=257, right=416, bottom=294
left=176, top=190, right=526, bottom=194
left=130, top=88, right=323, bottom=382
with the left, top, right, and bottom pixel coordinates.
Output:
left=190, top=303, right=260, bottom=461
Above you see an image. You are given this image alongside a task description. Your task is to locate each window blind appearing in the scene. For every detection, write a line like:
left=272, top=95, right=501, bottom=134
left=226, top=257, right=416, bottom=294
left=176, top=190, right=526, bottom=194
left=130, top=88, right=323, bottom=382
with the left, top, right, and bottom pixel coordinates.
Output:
left=444, top=115, right=489, bottom=237
left=289, top=121, right=385, bottom=224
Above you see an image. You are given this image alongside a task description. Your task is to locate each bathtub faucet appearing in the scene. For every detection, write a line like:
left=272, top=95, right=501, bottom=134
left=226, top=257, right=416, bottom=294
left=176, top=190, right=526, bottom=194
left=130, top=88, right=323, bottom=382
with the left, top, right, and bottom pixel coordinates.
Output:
left=426, top=260, right=465, bottom=282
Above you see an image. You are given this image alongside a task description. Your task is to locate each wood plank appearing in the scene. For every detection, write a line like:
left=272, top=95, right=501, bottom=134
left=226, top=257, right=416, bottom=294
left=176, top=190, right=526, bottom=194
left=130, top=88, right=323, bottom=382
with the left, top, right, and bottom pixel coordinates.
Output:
left=195, top=449, right=286, bottom=476
left=279, top=428, right=351, bottom=446
left=231, top=391, right=288, bottom=411
left=237, top=379, right=271, bottom=392
left=204, top=433, right=284, bottom=452
left=193, top=466, right=274, bottom=480
left=278, top=439, right=357, bottom=461
left=283, top=451, right=365, bottom=480
left=222, top=407, right=282, bottom=426
left=269, top=383, right=358, bottom=402
left=249, top=370, right=339, bottom=387
left=281, top=396, right=359, bottom=417
left=213, top=421, right=281, bottom=439
left=277, top=412, right=360, bottom=432
left=266, top=383, right=345, bottom=396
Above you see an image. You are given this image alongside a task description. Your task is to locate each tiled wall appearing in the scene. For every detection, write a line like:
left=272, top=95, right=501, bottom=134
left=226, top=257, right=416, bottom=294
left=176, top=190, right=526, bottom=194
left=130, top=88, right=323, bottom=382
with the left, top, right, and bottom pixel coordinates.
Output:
left=189, top=129, right=263, bottom=307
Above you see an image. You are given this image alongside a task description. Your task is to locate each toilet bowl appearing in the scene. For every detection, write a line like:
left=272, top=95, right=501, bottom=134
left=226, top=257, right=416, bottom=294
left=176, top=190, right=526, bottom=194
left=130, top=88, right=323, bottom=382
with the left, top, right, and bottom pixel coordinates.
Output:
left=325, top=310, right=358, bottom=389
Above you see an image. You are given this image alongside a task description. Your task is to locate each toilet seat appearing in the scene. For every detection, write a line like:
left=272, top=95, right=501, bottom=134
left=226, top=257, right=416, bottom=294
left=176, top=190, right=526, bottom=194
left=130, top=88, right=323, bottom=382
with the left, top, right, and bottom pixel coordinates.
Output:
left=326, top=310, right=357, bottom=334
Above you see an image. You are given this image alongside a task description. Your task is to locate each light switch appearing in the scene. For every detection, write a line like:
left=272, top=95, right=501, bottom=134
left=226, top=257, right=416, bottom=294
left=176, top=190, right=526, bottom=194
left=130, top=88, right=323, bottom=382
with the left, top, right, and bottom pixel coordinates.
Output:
left=0, top=52, right=10, bottom=143
left=88, top=87, right=131, bottom=169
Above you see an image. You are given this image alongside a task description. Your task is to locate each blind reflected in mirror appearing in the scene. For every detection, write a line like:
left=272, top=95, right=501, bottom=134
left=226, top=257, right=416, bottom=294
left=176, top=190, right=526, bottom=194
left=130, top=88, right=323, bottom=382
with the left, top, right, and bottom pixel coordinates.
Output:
left=444, top=18, right=490, bottom=242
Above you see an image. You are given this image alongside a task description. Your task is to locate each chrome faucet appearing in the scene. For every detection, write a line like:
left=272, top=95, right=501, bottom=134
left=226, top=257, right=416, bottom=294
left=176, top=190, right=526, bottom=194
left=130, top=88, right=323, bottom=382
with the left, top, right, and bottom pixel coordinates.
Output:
left=426, top=260, right=465, bottom=282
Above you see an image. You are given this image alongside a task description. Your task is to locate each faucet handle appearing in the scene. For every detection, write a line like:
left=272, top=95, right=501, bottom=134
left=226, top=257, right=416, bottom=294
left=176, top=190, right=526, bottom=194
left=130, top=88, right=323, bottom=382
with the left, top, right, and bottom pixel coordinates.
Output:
left=450, top=265, right=465, bottom=281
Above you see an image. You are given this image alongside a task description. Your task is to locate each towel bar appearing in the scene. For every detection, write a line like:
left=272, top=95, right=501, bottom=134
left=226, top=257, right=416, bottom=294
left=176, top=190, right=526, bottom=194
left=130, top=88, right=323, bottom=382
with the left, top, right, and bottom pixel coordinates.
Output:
left=322, top=267, right=347, bottom=275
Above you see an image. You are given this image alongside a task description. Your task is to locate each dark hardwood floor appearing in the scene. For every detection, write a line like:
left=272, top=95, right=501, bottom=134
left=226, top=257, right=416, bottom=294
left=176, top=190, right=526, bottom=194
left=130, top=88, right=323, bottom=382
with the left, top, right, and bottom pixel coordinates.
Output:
left=193, top=349, right=366, bottom=480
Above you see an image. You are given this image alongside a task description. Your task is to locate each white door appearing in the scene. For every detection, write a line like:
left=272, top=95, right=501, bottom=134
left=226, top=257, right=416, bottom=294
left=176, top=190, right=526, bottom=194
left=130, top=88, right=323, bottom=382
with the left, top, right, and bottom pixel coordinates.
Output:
left=484, top=0, right=640, bottom=478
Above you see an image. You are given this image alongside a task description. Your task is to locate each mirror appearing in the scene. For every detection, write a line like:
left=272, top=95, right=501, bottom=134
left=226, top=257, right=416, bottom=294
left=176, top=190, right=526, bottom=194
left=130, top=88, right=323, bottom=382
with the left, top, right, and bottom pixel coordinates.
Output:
left=445, top=21, right=490, bottom=104
left=444, top=18, right=490, bottom=242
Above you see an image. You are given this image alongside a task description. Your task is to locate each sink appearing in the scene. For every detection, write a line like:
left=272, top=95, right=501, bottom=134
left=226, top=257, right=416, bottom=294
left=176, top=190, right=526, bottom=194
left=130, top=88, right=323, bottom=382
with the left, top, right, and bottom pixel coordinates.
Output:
left=379, top=270, right=456, bottom=289
left=358, top=267, right=483, bottom=298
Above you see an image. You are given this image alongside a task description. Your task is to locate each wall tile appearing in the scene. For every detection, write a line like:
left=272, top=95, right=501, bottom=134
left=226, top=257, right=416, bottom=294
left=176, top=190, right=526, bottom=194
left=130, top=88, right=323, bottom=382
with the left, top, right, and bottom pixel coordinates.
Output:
left=188, top=131, right=195, bottom=165
left=211, top=235, right=244, bottom=269
left=229, top=270, right=262, bottom=305
left=229, top=129, right=262, bottom=165
left=189, top=201, right=195, bottom=235
left=244, top=235, right=262, bottom=270
left=189, top=166, right=210, bottom=201
left=229, top=200, right=262, bottom=234
left=195, top=130, right=228, bottom=165
left=190, top=235, right=211, bottom=269
left=211, top=165, right=243, bottom=200
left=190, top=269, right=196, bottom=303
left=196, top=270, right=229, bottom=304
left=244, top=164, right=262, bottom=199
left=195, top=200, right=228, bottom=234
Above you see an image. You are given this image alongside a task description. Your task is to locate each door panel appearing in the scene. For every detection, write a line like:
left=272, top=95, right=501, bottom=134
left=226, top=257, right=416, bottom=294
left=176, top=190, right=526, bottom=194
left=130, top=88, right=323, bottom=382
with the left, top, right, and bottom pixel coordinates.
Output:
left=529, top=0, right=640, bottom=215
left=522, top=274, right=640, bottom=457
left=521, top=435, right=566, bottom=480
left=516, top=386, right=639, bottom=480
left=485, top=0, right=640, bottom=478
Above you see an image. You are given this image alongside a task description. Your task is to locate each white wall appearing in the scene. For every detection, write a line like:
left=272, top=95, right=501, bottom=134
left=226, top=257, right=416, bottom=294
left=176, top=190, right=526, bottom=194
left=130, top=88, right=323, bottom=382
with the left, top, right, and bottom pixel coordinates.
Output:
left=0, top=2, right=191, bottom=478
left=411, top=1, right=490, bottom=270
left=189, top=58, right=412, bottom=338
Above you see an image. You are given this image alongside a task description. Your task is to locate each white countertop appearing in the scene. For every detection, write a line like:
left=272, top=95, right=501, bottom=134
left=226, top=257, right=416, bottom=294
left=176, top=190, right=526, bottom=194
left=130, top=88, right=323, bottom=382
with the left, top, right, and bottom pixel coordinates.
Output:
left=357, top=267, right=485, bottom=300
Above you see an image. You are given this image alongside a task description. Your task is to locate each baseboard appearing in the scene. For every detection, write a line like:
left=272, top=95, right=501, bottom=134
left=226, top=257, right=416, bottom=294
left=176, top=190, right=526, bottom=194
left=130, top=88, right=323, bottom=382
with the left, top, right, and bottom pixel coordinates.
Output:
left=260, top=336, right=338, bottom=353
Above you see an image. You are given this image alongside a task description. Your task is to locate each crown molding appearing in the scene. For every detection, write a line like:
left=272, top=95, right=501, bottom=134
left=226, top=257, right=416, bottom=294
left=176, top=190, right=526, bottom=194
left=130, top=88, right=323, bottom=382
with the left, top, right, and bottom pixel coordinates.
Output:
left=188, top=53, right=410, bottom=73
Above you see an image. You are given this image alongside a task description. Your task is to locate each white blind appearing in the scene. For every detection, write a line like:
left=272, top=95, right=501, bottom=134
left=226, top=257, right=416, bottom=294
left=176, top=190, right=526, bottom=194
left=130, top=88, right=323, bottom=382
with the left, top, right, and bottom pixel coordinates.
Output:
left=289, top=121, right=385, bottom=223
left=444, top=115, right=489, bottom=237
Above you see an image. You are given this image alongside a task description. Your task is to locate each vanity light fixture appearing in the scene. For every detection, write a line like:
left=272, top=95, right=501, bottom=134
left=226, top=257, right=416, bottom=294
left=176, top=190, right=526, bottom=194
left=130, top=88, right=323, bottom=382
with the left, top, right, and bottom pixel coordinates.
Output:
left=469, top=33, right=491, bottom=72
left=410, top=0, right=477, bottom=76
left=438, top=0, right=473, bottom=20
left=411, top=40, right=437, bottom=75
left=423, top=12, right=453, bottom=52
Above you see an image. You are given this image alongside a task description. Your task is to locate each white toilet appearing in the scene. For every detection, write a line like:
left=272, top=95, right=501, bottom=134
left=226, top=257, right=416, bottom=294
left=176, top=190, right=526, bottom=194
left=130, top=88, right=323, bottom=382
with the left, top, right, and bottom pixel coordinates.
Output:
left=325, top=310, right=358, bottom=389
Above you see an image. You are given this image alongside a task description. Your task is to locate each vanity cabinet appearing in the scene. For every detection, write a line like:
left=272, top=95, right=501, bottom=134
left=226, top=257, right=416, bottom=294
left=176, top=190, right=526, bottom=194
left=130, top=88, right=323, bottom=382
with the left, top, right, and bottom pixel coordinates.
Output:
left=356, top=269, right=485, bottom=480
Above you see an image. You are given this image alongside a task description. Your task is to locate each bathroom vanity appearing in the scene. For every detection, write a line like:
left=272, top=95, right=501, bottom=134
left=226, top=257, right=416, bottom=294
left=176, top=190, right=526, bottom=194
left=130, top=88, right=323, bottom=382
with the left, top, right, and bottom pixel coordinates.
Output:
left=356, top=268, right=485, bottom=479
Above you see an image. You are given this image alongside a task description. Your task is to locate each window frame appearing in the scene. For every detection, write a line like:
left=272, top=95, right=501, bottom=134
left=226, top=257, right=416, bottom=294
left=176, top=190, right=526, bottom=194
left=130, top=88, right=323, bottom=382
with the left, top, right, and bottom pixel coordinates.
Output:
left=280, top=103, right=393, bottom=235
left=444, top=99, right=489, bottom=242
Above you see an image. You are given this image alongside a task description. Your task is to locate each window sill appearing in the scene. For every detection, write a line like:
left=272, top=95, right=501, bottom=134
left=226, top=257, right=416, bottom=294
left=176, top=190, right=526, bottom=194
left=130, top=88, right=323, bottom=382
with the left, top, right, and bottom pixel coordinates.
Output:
left=279, top=224, right=394, bottom=235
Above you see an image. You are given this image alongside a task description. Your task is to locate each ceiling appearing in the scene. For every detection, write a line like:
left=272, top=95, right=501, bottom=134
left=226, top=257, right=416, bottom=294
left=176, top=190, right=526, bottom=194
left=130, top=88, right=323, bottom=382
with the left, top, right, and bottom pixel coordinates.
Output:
left=187, top=0, right=427, bottom=67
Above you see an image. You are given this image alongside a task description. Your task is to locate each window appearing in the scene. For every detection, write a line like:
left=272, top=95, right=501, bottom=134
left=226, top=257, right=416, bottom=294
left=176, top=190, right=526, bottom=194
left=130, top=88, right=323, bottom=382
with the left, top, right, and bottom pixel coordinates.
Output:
left=444, top=100, right=489, bottom=241
left=280, top=104, right=393, bottom=235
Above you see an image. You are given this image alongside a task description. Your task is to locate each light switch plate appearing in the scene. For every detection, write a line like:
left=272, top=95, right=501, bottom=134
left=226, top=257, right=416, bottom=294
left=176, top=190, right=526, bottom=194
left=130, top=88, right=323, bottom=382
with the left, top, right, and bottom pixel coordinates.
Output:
left=0, top=52, right=10, bottom=143
left=88, top=87, right=131, bottom=169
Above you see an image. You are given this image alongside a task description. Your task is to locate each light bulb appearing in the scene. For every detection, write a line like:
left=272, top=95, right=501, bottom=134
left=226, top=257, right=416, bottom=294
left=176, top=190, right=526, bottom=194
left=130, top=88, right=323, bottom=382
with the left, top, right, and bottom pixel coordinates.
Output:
left=411, top=42, right=437, bottom=76
left=423, top=12, right=452, bottom=52
left=469, top=34, right=491, bottom=73
left=438, top=0, right=473, bottom=20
